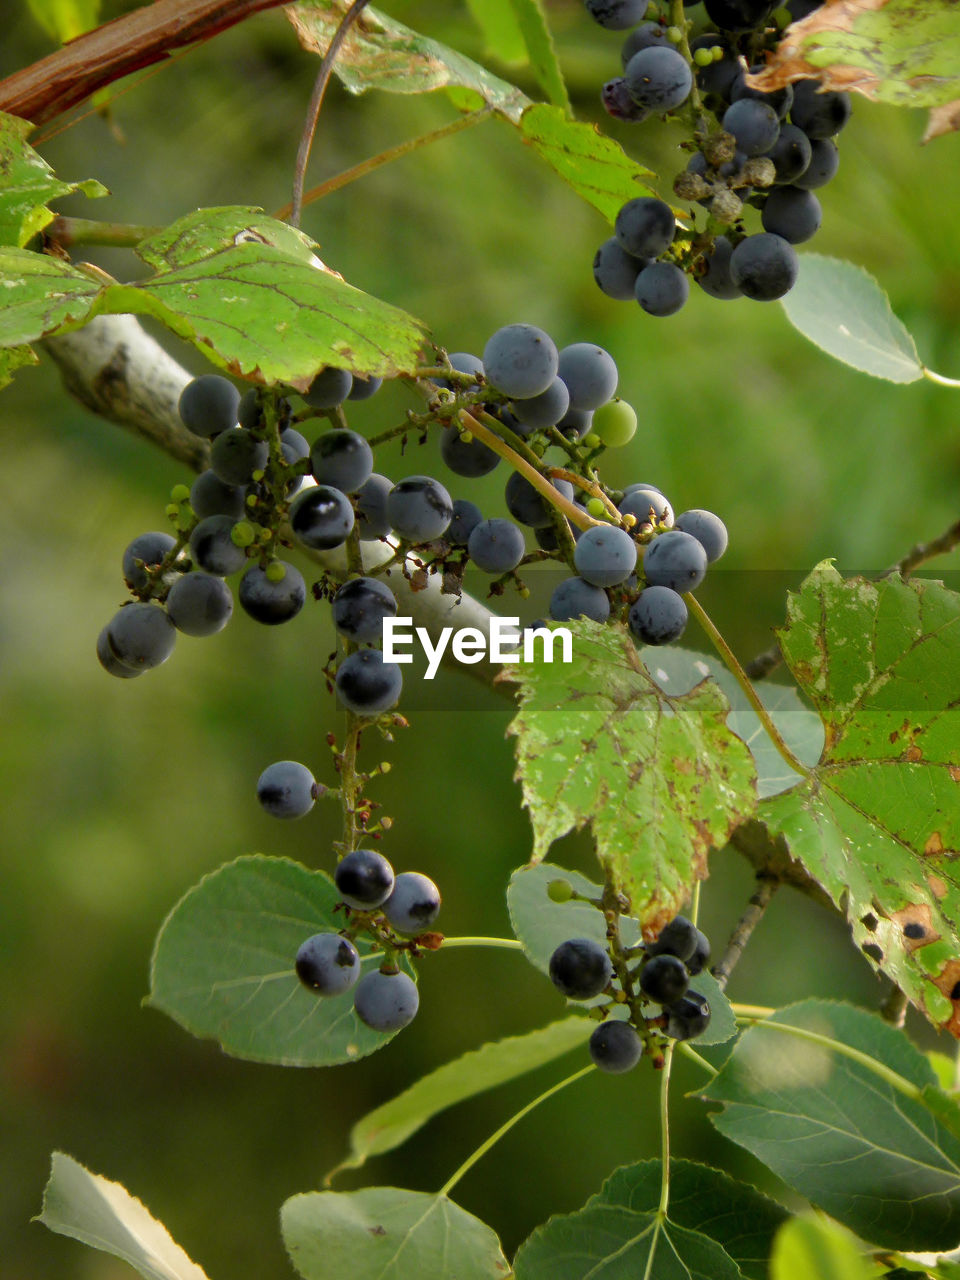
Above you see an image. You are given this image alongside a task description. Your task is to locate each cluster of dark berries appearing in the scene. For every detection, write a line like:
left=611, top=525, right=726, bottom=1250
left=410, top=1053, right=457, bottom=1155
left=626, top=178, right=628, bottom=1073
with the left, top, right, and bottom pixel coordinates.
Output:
left=548, top=912, right=712, bottom=1073
left=585, top=0, right=850, bottom=313
left=294, top=849, right=441, bottom=1033
left=555, top=480, right=727, bottom=648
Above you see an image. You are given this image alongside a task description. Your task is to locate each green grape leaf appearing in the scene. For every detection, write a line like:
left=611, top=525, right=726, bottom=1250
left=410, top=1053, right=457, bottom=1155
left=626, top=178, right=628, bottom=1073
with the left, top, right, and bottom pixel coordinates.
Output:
left=751, top=0, right=960, bottom=111
left=465, top=0, right=527, bottom=64
left=519, top=104, right=658, bottom=223
left=286, top=2, right=531, bottom=123
left=640, top=646, right=824, bottom=798
left=757, top=564, right=960, bottom=1034
left=514, top=1159, right=765, bottom=1280
left=506, top=864, right=736, bottom=1045
left=0, top=112, right=107, bottom=249
left=0, top=342, right=38, bottom=389
left=0, top=215, right=428, bottom=386
left=281, top=1187, right=510, bottom=1280
left=148, top=855, right=414, bottom=1067
left=506, top=0, right=570, bottom=114
left=0, top=248, right=102, bottom=344
left=504, top=621, right=757, bottom=931
left=26, top=0, right=101, bottom=42
left=700, top=1000, right=960, bottom=1250
left=770, top=1215, right=874, bottom=1280
left=134, top=206, right=326, bottom=271
left=781, top=254, right=923, bottom=382
left=333, top=1016, right=590, bottom=1177
left=37, top=1152, right=210, bottom=1280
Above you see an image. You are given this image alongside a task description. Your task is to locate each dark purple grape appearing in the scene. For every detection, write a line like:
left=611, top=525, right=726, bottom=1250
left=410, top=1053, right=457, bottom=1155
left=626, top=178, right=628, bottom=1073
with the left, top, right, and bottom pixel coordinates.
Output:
left=761, top=185, right=822, bottom=243
left=353, top=969, right=419, bottom=1032
left=382, top=872, right=441, bottom=934
left=355, top=473, right=393, bottom=541
left=594, top=238, right=647, bottom=301
left=166, top=571, right=234, bottom=636
left=467, top=518, right=526, bottom=574
left=731, top=68, right=793, bottom=118
left=348, top=375, right=383, bottom=401
left=238, top=561, right=305, bottom=625
left=550, top=577, right=611, bottom=623
left=387, top=476, right=453, bottom=541
left=621, top=22, right=672, bottom=66
left=557, top=344, right=619, bottom=411
left=665, top=990, right=711, bottom=1040
left=762, top=123, right=813, bottom=184
left=335, top=848, right=395, bottom=908
left=643, top=529, right=708, bottom=592
left=585, top=0, right=649, bottom=29
left=574, top=525, right=637, bottom=587
left=189, top=515, right=247, bottom=576
left=178, top=375, right=239, bottom=438
left=304, top=367, right=352, bottom=408
left=793, top=137, right=839, bottom=189
left=629, top=585, right=688, bottom=644
left=335, top=649, right=402, bottom=715
left=703, top=0, right=773, bottom=32
left=549, top=938, right=613, bottom=1000
left=639, top=953, right=689, bottom=1004
left=105, top=602, right=176, bottom=671
left=589, top=1020, right=643, bottom=1073
left=295, top=933, right=360, bottom=995
left=505, top=472, right=574, bottom=529
left=96, top=625, right=143, bottom=678
left=512, top=378, right=571, bottom=430
left=635, top=262, right=689, bottom=317
left=673, top=509, right=728, bottom=562
left=620, top=486, right=673, bottom=527
left=483, top=324, right=559, bottom=399
left=602, top=77, right=650, bottom=122
left=289, top=484, right=355, bottom=550
left=648, top=915, right=699, bottom=964
left=190, top=470, right=245, bottom=519
left=447, top=499, right=483, bottom=546
left=257, top=760, right=318, bottom=818
left=310, top=430, right=374, bottom=493
left=122, top=531, right=176, bottom=591
left=331, top=576, right=397, bottom=642
left=210, top=428, right=269, bottom=486
left=722, top=98, right=781, bottom=156
left=696, top=236, right=743, bottom=300
left=624, top=46, right=693, bottom=111
left=440, top=426, right=500, bottom=478
left=729, top=232, right=798, bottom=301
left=615, top=197, right=676, bottom=258
left=790, top=79, right=852, bottom=139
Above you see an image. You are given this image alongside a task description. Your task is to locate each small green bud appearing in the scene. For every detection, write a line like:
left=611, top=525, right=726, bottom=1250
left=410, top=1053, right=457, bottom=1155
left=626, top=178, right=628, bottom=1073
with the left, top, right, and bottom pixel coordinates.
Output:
left=519, top=586, right=531, bottom=599
left=379, top=761, right=392, bottom=774
left=164, top=503, right=179, bottom=519
left=265, top=560, right=287, bottom=583
left=459, top=430, right=474, bottom=444
left=587, top=497, right=607, bottom=519
left=667, top=25, right=682, bottom=41
left=712, top=44, right=725, bottom=61
left=583, top=432, right=602, bottom=449
left=170, top=483, right=191, bottom=504
left=693, top=47, right=714, bottom=67
left=547, top=878, right=574, bottom=903
left=230, top=520, right=256, bottom=548
left=246, top=493, right=258, bottom=508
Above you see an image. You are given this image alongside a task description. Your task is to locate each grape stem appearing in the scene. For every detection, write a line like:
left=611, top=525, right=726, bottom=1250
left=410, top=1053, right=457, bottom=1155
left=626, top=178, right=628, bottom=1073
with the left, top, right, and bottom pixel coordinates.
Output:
left=290, top=0, right=374, bottom=228
left=459, top=410, right=603, bottom=533
left=437, top=936, right=525, bottom=951
left=276, top=108, right=494, bottom=219
left=437, top=1063, right=595, bottom=1197
left=887, top=514, right=960, bottom=579
left=641, top=1042, right=675, bottom=1280
left=550, top=467, right=623, bottom=524
left=46, top=217, right=162, bottom=248
left=684, top=594, right=811, bottom=779
left=922, top=366, right=960, bottom=389
left=711, top=875, right=779, bottom=991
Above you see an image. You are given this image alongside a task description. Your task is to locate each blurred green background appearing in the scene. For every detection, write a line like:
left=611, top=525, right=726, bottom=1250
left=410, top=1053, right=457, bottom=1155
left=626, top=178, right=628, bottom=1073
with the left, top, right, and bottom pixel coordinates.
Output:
left=2, top=0, right=960, bottom=1275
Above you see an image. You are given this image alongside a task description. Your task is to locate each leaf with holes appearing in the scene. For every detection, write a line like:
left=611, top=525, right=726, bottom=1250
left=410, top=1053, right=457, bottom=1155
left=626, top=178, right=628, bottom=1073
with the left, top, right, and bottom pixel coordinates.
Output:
left=281, top=1187, right=510, bottom=1280
left=0, top=111, right=106, bottom=249
left=503, top=622, right=757, bottom=932
left=149, top=855, right=415, bottom=1066
left=757, top=564, right=960, bottom=1034
left=519, top=104, right=658, bottom=224
left=286, top=1, right=531, bottom=123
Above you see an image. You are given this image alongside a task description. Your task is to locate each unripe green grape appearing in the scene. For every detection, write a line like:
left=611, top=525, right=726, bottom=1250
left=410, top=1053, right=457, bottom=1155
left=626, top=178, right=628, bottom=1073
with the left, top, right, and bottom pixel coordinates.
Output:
left=712, top=45, right=725, bottom=60
left=593, top=398, right=638, bottom=447
left=171, top=483, right=191, bottom=503
left=230, top=520, right=256, bottom=548
left=547, top=878, right=574, bottom=903
left=165, top=503, right=179, bottom=519
left=586, top=497, right=607, bottom=519
left=693, top=47, right=714, bottom=66
left=667, top=25, right=682, bottom=40
left=265, top=560, right=287, bottom=583
left=583, top=433, right=602, bottom=449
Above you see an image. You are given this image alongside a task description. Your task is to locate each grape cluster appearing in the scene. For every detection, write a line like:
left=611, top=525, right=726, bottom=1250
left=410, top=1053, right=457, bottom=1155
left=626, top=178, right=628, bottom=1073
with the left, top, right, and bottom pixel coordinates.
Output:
left=548, top=911, right=712, bottom=1073
left=585, top=0, right=849, bottom=313
left=294, top=848, right=441, bottom=1033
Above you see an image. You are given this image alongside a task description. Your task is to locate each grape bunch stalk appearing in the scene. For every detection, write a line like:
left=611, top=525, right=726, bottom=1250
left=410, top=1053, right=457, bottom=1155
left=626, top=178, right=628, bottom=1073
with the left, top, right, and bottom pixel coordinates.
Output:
left=586, top=0, right=850, bottom=313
